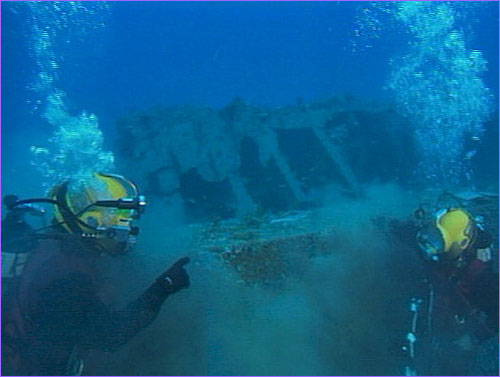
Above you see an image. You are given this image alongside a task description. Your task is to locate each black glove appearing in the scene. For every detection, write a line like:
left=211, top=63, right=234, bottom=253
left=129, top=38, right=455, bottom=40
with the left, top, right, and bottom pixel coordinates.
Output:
left=156, top=257, right=191, bottom=294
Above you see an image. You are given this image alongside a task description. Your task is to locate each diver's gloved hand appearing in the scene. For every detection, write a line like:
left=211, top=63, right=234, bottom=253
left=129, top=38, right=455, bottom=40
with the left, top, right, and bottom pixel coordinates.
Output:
left=156, top=257, right=191, bottom=294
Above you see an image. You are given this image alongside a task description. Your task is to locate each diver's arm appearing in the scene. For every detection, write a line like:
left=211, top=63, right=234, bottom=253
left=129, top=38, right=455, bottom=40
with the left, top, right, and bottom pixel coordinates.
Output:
left=469, top=268, right=499, bottom=332
left=83, top=257, right=190, bottom=351
left=474, top=227, right=493, bottom=263
left=475, top=226, right=492, bottom=249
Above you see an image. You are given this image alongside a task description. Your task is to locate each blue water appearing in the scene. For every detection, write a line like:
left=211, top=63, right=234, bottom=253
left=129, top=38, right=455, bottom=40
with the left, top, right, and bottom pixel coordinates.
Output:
left=2, top=1, right=498, bottom=196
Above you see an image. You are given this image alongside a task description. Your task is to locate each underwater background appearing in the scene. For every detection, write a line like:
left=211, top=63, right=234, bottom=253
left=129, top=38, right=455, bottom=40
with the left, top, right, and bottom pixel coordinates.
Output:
left=1, top=1, right=499, bottom=376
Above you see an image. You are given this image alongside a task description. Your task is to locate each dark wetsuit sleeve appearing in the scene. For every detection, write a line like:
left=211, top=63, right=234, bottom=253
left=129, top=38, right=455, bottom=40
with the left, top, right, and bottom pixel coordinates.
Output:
left=85, top=280, right=172, bottom=351
left=43, top=273, right=172, bottom=352
left=475, top=227, right=492, bottom=249
left=469, top=269, right=499, bottom=331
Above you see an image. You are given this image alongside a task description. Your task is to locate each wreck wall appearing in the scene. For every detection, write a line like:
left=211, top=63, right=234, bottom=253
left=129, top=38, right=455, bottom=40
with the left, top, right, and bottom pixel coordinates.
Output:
left=115, top=96, right=417, bottom=221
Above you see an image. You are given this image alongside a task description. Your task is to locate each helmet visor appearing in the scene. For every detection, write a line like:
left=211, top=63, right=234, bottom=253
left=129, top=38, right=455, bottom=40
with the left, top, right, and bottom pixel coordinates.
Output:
left=417, top=224, right=444, bottom=260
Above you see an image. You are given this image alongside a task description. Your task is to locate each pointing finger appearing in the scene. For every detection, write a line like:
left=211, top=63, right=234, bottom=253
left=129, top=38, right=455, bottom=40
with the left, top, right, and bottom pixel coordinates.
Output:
left=173, top=256, right=191, bottom=268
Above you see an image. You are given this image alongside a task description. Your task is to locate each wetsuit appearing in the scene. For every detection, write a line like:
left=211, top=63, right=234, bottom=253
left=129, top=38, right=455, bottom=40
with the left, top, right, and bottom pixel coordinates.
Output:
left=456, top=227, right=498, bottom=332
left=429, top=226, right=498, bottom=331
left=2, top=235, right=179, bottom=376
left=421, top=227, right=498, bottom=375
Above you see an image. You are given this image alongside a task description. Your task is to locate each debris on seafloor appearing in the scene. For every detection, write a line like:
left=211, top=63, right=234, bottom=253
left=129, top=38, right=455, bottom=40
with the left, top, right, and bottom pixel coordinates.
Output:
left=193, top=209, right=342, bottom=285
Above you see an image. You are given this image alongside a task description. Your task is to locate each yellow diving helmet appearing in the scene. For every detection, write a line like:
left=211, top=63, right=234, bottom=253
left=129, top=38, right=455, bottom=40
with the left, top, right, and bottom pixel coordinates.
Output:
left=50, top=173, right=146, bottom=254
left=417, top=208, right=475, bottom=261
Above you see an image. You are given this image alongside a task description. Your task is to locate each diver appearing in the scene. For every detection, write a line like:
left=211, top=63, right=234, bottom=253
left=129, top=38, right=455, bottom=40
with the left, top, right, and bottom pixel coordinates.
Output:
left=416, top=206, right=498, bottom=330
left=406, top=198, right=499, bottom=375
left=1, top=173, right=191, bottom=376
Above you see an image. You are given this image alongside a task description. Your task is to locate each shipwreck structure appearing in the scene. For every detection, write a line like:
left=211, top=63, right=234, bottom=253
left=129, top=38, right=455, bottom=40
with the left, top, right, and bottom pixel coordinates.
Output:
left=115, top=96, right=416, bottom=220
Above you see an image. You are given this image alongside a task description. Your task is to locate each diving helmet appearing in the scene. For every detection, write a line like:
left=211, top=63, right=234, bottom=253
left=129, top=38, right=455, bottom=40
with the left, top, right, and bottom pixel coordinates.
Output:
left=50, top=173, right=146, bottom=254
left=417, top=208, right=475, bottom=261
